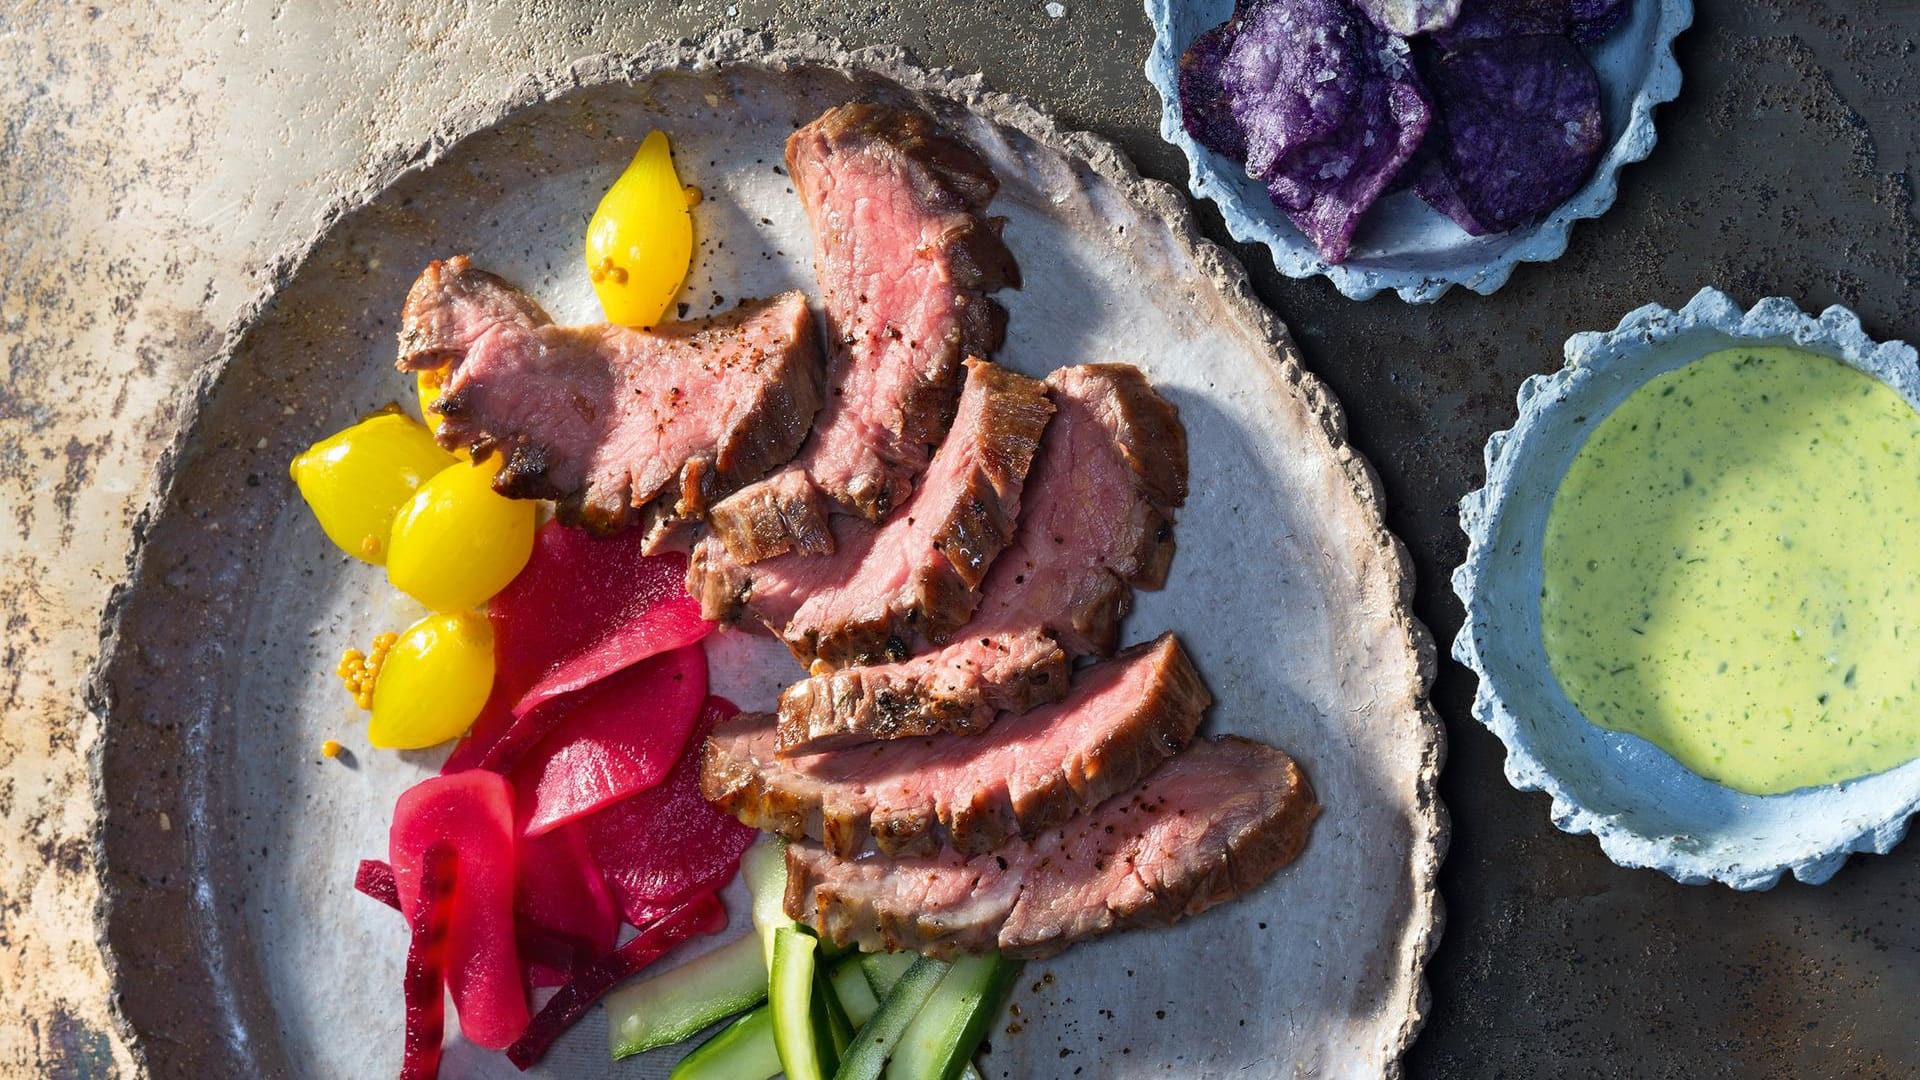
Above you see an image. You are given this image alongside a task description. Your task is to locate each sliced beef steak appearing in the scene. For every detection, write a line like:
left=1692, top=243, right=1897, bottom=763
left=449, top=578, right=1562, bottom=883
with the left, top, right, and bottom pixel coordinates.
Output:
left=784, top=736, right=1318, bottom=959
left=775, top=363, right=1186, bottom=754
left=700, top=634, right=1207, bottom=857
left=397, top=256, right=823, bottom=545
left=707, top=103, right=1020, bottom=563
left=689, top=358, right=1052, bottom=668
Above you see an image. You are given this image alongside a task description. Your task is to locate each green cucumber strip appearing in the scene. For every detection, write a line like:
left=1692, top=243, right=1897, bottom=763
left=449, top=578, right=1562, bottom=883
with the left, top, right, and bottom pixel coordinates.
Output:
left=856, top=952, right=984, bottom=1080
left=743, top=836, right=794, bottom=970
left=668, top=1003, right=781, bottom=1080
left=830, top=957, right=883, bottom=1027
left=817, top=960, right=856, bottom=1056
left=881, top=953, right=1020, bottom=1080
left=832, top=956, right=949, bottom=1080
left=771, top=926, right=835, bottom=1080
left=607, top=932, right=768, bottom=1059
left=859, top=951, right=919, bottom=998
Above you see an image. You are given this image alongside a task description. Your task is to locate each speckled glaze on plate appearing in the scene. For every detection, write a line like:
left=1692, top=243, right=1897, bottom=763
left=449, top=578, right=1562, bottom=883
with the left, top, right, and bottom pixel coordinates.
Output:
left=91, top=34, right=1443, bottom=1079
left=1144, top=0, right=1693, bottom=302
left=1454, top=287, right=1920, bottom=890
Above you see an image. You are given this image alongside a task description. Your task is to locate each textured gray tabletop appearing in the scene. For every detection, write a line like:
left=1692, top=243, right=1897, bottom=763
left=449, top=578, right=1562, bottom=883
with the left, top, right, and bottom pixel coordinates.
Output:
left=2, top=1, right=1915, bottom=1077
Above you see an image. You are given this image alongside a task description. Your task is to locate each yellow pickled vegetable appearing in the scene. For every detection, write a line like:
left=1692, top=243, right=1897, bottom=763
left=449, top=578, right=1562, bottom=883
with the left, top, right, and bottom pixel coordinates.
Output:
left=290, top=411, right=455, bottom=564
left=585, top=129, right=694, bottom=327
left=367, top=612, right=496, bottom=750
left=386, top=459, right=536, bottom=611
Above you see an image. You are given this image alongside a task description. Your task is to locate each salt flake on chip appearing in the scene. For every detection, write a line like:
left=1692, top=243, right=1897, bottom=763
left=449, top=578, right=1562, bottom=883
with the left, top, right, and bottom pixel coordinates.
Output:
left=1353, top=0, right=1465, bottom=35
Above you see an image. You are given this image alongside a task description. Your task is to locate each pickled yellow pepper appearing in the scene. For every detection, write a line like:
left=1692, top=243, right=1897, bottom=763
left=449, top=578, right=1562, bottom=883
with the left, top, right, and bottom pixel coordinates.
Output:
left=585, top=130, right=694, bottom=327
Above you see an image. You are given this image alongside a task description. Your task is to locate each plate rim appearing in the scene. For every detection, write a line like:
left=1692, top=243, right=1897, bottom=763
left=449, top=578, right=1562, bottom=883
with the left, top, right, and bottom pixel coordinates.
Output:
left=87, top=29, right=1447, bottom=1077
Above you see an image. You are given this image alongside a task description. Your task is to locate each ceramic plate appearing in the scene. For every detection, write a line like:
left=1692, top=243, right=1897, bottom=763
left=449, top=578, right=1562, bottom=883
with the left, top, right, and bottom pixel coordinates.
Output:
left=93, top=34, right=1443, bottom=1079
left=1144, top=0, right=1693, bottom=302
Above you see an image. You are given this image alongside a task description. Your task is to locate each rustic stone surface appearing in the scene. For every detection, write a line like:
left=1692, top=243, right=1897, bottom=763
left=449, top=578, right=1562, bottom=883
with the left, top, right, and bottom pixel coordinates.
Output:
left=5, top=1, right=1919, bottom=1077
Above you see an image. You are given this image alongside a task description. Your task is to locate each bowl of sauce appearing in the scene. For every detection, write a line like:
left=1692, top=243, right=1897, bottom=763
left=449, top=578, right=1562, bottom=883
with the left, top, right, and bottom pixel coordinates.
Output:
left=1454, top=288, right=1920, bottom=888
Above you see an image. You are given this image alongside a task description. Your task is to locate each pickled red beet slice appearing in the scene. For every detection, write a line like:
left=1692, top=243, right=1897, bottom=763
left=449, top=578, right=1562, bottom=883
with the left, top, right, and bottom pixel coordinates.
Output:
left=446, top=522, right=709, bottom=774
left=504, top=892, right=728, bottom=1070
left=355, top=858, right=401, bottom=911
left=514, top=822, right=619, bottom=988
left=511, top=587, right=709, bottom=721
left=583, top=697, right=756, bottom=927
left=513, top=645, right=709, bottom=836
left=401, top=844, right=457, bottom=1080
left=390, top=772, right=529, bottom=1051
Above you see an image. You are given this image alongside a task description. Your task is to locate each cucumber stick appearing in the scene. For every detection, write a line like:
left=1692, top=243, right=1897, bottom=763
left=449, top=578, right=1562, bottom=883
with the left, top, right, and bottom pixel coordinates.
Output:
left=818, top=960, right=856, bottom=1057
left=771, top=926, right=837, bottom=1080
left=607, top=932, right=769, bottom=1059
left=743, top=836, right=795, bottom=970
left=831, top=958, right=883, bottom=1026
left=859, top=952, right=984, bottom=1080
left=859, top=951, right=919, bottom=998
left=882, top=953, right=1020, bottom=1080
left=668, top=1004, right=781, bottom=1080
left=832, top=956, right=949, bottom=1080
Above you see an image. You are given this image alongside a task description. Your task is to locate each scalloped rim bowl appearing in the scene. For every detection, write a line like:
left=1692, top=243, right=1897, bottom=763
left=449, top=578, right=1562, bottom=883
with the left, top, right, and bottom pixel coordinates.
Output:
left=1144, top=0, right=1694, bottom=303
left=1453, top=288, right=1920, bottom=889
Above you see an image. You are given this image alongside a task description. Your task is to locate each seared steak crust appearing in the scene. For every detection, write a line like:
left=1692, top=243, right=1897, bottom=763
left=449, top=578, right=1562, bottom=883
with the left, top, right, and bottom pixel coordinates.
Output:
left=689, top=358, right=1053, bottom=668
left=774, top=363, right=1187, bottom=753
left=784, top=736, right=1319, bottom=959
left=774, top=631, right=1067, bottom=753
left=707, top=102, right=1020, bottom=563
left=397, top=257, right=824, bottom=546
left=700, top=634, right=1208, bottom=858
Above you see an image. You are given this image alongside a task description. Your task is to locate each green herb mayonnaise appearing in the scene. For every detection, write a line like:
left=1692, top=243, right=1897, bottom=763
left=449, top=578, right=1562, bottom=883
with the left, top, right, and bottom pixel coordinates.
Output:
left=1540, top=346, right=1920, bottom=794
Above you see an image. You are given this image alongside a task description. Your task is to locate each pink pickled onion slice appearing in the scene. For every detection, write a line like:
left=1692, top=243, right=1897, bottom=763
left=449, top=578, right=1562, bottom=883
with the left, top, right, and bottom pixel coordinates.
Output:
left=583, top=697, right=756, bottom=927
left=355, top=859, right=400, bottom=911
left=504, top=892, right=728, bottom=1071
left=401, top=844, right=456, bottom=1080
left=390, top=772, right=528, bottom=1051
left=514, top=822, right=619, bottom=989
left=446, top=522, right=709, bottom=774
left=513, top=645, right=709, bottom=837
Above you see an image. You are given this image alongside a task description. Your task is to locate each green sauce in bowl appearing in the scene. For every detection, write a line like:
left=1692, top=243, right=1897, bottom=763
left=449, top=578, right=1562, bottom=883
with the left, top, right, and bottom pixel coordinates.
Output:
left=1542, top=346, right=1920, bottom=795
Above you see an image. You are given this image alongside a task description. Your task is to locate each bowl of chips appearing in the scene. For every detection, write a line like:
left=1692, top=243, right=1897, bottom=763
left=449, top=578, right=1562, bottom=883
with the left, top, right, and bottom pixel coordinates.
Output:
left=1145, top=0, right=1693, bottom=302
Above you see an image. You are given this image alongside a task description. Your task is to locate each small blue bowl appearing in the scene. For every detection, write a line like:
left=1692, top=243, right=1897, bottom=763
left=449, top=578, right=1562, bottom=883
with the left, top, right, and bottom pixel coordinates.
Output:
left=1144, top=0, right=1693, bottom=303
left=1453, top=288, right=1920, bottom=889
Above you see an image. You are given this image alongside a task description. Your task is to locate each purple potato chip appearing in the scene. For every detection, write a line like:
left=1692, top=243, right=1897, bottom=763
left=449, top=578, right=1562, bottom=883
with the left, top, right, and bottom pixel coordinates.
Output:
left=1179, top=21, right=1248, bottom=162
left=1220, top=0, right=1371, bottom=180
left=1353, top=0, right=1465, bottom=35
left=1571, top=0, right=1629, bottom=42
left=1420, top=34, right=1603, bottom=234
left=1430, top=0, right=1572, bottom=49
left=1412, top=158, right=1492, bottom=234
left=1265, top=31, right=1433, bottom=263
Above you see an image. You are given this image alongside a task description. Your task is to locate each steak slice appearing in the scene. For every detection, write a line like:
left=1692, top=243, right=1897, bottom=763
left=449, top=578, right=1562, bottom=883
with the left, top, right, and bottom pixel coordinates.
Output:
left=706, top=102, right=1020, bottom=563
left=689, top=358, right=1053, bottom=668
left=784, top=736, right=1319, bottom=959
left=700, top=634, right=1207, bottom=858
left=775, top=363, right=1186, bottom=754
left=397, top=256, right=824, bottom=546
